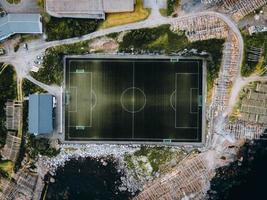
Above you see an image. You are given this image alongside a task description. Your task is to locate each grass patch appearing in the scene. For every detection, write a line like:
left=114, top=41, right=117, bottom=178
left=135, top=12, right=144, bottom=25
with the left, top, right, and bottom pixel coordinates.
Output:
left=242, top=31, right=267, bottom=77
left=124, top=146, right=186, bottom=174
left=6, top=0, right=20, bottom=4
left=100, top=0, right=150, bottom=28
left=159, top=8, right=167, bottom=16
left=119, top=24, right=188, bottom=53
left=0, top=160, right=14, bottom=178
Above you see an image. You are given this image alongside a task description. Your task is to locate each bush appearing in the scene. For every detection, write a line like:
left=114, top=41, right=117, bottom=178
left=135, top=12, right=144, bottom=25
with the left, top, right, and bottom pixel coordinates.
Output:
left=188, top=39, right=225, bottom=91
left=32, top=41, right=90, bottom=85
left=0, top=65, right=17, bottom=147
left=119, top=24, right=188, bottom=53
left=119, top=26, right=224, bottom=91
left=27, top=135, right=59, bottom=159
left=241, top=32, right=267, bottom=76
left=167, top=0, right=179, bottom=16
left=44, top=17, right=101, bottom=41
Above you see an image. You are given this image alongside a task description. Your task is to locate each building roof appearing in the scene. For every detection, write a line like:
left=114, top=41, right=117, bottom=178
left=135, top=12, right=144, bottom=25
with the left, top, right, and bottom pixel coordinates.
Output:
left=29, top=94, right=53, bottom=135
left=0, top=14, right=42, bottom=41
left=46, top=0, right=134, bottom=19
left=103, top=0, right=134, bottom=13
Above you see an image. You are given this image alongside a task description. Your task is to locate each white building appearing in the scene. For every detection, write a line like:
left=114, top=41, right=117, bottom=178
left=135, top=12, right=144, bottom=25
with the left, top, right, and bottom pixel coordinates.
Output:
left=46, top=0, right=135, bottom=19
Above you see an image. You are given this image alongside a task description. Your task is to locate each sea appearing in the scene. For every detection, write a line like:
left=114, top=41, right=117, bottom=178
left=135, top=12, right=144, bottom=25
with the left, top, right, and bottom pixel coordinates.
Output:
left=45, top=157, right=134, bottom=200
left=45, top=139, right=267, bottom=200
left=208, top=139, right=267, bottom=200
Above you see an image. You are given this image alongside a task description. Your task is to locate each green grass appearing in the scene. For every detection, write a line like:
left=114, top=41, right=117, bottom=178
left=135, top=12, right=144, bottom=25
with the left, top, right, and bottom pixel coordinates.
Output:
left=159, top=8, right=167, bottom=16
left=242, top=31, right=267, bottom=77
left=6, top=0, right=21, bottom=4
left=124, top=146, right=186, bottom=173
left=0, top=160, right=14, bottom=178
left=100, top=0, right=150, bottom=28
left=119, top=24, right=189, bottom=53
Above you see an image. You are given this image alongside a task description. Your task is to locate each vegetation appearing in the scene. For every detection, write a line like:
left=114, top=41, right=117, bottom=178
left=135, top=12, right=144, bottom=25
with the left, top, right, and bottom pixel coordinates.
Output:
left=100, top=0, right=150, bottom=28
left=119, top=24, right=188, bottom=53
left=23, top=77, right=45, bottom=96
left=27, top=135, right=59, bottom=160
left=242, top=31, right=267, bottom=76
left=159, top=8, right=167, bottom=16
left=0, top=160, right=14, bottom=179
left=167, top=0, right=180, bottom=16
left=188, top=39, right=225, bottom=91
left=43, top=16, right=100, bottom=41
left=0, top=64, right=17, bottom=147
left=32, top=41, right=90, bottom=85
left=124, top=146, right=186, bottom=175
left=119, top=25, right=224, bottom=90
left=6, top=0, right=21, bottom=4
left=37, top=25, right=224, bottom=90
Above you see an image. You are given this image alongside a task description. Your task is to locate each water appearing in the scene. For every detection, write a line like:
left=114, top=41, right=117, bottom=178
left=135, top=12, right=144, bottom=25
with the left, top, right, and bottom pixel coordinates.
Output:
left=45, top=157, right=133, bottom=200
left=208, top=140, right=267, bottom=200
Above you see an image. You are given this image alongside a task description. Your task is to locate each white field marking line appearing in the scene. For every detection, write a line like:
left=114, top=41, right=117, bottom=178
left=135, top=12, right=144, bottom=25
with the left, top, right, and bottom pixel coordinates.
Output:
left=68, top=71, right=93, bottom=128
left=175, top=72, right=177, bottom=128
left=65, top=135, right=200, bottom=141
left=170, top=90, right=176, bottom=111
left=132, top=63, right=135, bottom=139
left=196, top=61, right=200, bottom=140
left=190, top=88, right=198, bottom=114
left=75, top=72, right=93, bottom=127
left=68, top=87, right=77, bottom=112
left=177, top=60, right=201, bottom=140
left=90, top=71, right=93, bottom=127
left=66, top=59, right=202, bottom=141
left=69, top=72, right=91, bottom=74
left=175, top=73, right=198, bottom=74
left=175, top=73, right=198, bottom=129
left=120, top=87, right=146, bottom=113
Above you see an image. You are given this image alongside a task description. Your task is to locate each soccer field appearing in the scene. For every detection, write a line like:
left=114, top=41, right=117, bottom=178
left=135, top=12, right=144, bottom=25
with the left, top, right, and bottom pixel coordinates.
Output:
left=64, top=57, right=204, bottom=143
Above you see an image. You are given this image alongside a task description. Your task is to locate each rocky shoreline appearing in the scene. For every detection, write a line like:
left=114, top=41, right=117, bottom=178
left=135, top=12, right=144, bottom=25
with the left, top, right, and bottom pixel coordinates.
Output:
left=37, top=143, right=188, bottom=197
left=37, top=144, right=144, bottom=194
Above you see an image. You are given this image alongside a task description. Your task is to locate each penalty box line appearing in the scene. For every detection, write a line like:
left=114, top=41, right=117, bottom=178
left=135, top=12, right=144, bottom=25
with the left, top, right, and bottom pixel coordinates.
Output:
left=175, top=73, right=198, bottom=129
left=68, top=70, right=93, bottom=129
left=190, top=88, right=198, bottom=114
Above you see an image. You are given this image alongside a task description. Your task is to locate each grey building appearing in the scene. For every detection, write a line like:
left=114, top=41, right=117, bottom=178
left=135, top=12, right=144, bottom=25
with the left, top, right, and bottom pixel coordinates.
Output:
left=0, top=14, right=42, bottom=41
left=28, top=94, right=54, bottom=135
left=45, top=0, right=135, bottom=19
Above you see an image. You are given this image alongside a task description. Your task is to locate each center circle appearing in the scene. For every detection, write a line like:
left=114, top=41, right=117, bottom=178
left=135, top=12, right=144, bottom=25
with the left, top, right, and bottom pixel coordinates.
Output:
left=120, top=87, right=146, bottom=113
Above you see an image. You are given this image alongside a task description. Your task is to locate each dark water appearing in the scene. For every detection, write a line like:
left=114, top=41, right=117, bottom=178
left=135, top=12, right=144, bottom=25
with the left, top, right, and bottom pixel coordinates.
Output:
left=208, top=139, right=267, bottom=200
left=45, top=157, right=133, bottom=200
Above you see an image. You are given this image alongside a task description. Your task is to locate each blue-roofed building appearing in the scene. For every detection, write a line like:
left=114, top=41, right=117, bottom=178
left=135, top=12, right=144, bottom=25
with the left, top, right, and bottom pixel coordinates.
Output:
left=0, top=14, right=42, bottom=42
left=28, top=94, right=54, bottom=135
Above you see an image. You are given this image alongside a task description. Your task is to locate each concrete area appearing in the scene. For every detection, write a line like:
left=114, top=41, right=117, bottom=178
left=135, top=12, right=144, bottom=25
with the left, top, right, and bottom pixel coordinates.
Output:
left=0, top=0, right=40, bottom=13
